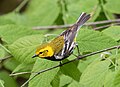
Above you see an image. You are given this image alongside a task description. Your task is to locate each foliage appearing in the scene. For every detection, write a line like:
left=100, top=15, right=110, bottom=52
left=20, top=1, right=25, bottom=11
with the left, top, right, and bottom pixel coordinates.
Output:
left=0, top=0, right=120, bottom=87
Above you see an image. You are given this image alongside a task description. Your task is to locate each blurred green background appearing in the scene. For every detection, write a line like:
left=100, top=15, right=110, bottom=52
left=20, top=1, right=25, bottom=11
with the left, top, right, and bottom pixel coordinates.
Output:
left=0, top=0, right=120, bottom=87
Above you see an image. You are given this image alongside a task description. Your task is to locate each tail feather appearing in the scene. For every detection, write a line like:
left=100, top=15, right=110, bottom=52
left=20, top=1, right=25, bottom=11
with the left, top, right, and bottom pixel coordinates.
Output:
left=76, top=12, right=91, bottom=26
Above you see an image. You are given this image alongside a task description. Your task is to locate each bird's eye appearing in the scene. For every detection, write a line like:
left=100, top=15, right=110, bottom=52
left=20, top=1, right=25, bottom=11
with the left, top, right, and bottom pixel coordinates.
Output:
left=39, top=52, right=43, bottom=54
left=46, top=50, right=48, bottom=52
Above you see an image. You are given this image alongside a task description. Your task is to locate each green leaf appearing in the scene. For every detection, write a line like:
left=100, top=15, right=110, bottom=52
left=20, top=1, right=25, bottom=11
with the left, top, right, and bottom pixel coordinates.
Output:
left=0, top=24, right=48, bottom=44
left=0, top=25, right=32, bottom=44
left=60, top=59, right=81, bottom=81
left=100, top=0, right=115, bottom=20
left=0, top=71, right=18, bottom=87
left=77, top=28, right=117, bottom=52
left=0, top=47, right=5, bottom=58
left=51, top=74, right=60, bottom=87
left=117, top=58, right=120, bottom=69
left=113, top=70, right=120, bottom=87
left=104, top=0, right=120, bottom=14
left=63, top=0, right=99, bottom=23
left=12, top=63, right=33, bottom=74
left=104, top=69, right=120, bottom=87
left=91, top=6, right=101, bottom=21
left=29, top=59, right=59, bottom=87
left=104, top=71, right=115, bottom=87
left=3, top=58, right=19, bottom=71
left=24, top=0, right=60, bottom=26
left=0, top=13, right=15, bottom=25
left=77, top=54, right=100, bottom=73
left=8, top=35, right=44, bottom=64
left=0, top=12, right=26, bottom=25
left=51, top=73, right=72, bottom=87
left=102, top=26, right=120, bottom=41
left=103, top=8, right=115, bottom=20
left=0, top=79, right=4, bottom=87
left=68, top=80, right=82, bottom=87
left=59, top=74, right=72, bottom=87
left=80, top=60, right=110, bottom=87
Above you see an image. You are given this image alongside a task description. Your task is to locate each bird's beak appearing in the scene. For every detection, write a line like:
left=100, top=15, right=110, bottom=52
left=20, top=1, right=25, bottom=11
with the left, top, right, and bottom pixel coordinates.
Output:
left=32, top=54, right=38, bottom=58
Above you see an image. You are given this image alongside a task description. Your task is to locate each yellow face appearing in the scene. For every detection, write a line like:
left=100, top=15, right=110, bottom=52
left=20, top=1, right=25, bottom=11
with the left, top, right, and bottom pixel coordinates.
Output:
left=35, top=46, right=54, bottom=58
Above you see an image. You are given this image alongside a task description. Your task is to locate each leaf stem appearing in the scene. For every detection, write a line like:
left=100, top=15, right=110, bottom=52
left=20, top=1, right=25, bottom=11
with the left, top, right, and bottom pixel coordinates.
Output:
left=115, top=47, right=119, bottom=71
left=0, top=55, right=12, bottom=61
left=0, top=44, right=11, bottom=54
left=14, top=0, right=29, bottom=13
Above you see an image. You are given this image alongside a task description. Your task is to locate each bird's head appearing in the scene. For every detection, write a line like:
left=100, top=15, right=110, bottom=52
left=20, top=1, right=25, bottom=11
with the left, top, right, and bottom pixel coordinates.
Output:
left=32, top=44, right=54, bottom=58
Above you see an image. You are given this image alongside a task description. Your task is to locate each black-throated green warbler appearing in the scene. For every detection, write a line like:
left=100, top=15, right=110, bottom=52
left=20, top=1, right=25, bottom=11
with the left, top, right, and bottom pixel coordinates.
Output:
left=32, top=12, right=91, bottom=61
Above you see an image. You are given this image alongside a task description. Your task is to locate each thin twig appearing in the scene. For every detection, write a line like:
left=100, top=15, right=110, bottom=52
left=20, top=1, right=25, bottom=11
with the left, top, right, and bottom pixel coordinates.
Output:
left=15, top=0, right=29, bottom=13
left=86, top=19, right=120, bottom=25
left=10, top=72, right=32, bottom=76
left=94, top=22, right=120, bottom=30
left=32, top=24, right=70, bottom=30
left=0, top=55, right=12, bottom=61
left=10, top=45, right=120, bottom=87
left=32, top=19, right=120, bottom=30
left=94, top=24, right=111, bottom=30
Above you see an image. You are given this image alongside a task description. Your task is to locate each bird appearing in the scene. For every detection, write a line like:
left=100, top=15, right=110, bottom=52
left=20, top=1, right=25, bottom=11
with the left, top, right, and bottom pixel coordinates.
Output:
left=32, top=12, right=91, bottom=61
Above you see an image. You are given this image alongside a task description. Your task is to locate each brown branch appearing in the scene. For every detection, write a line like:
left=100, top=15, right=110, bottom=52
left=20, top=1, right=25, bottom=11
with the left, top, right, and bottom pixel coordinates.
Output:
left=32, top=19, right=120, bottom=30
left=10, top=45, right=120, bottom=87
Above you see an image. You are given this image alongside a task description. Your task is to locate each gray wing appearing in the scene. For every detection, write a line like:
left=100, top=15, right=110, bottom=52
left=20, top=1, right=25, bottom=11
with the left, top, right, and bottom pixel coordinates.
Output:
left=55, top=12, right=90, bottom=59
